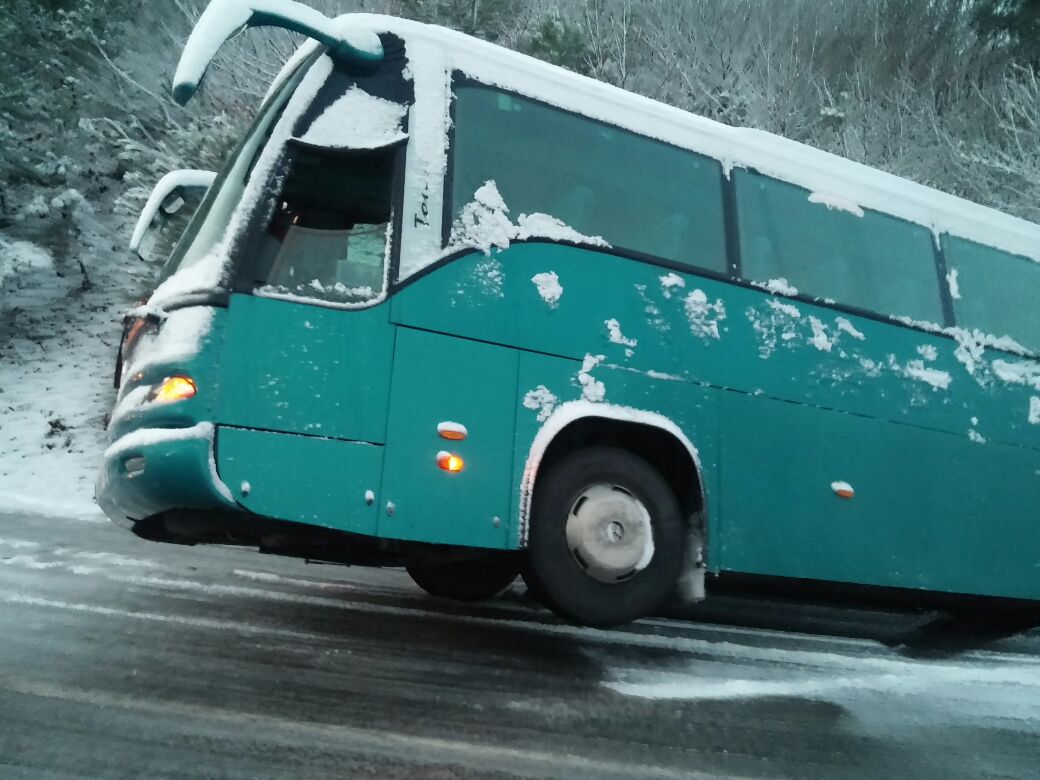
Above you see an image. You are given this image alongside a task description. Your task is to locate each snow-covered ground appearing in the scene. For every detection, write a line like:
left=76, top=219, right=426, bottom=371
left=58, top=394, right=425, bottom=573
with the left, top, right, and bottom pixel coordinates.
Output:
left=1, top=508, right=1038, bottom=779
left=0, top=193, right=140, bottom=518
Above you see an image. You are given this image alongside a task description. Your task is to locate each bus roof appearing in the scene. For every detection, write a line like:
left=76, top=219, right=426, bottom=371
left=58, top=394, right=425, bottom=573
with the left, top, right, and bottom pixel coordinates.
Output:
left=339, top=13, right=1040, bottom=264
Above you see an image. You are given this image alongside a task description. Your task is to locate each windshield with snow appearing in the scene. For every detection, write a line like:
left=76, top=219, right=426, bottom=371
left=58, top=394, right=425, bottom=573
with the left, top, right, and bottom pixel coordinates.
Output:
left=157, top=35, right=409, bottom=304
left=154, top=52, right=318, bottom=289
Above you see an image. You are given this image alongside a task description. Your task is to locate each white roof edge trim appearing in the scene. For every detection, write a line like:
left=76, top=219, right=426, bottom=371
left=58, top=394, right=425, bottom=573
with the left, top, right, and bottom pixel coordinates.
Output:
left=517, top=400, right=704, bottom=547
left=337, top=13, right=1040, bottom=264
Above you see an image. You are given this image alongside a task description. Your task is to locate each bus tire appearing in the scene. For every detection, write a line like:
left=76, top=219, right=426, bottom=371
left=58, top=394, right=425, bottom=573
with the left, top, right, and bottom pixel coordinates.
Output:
left=406, top=556, right=519, bottom=602
left=524, top=446, right=684, bottom=627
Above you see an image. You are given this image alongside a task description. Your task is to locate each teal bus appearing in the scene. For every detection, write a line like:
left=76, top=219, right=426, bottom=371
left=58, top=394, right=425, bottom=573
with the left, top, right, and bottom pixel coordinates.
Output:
left=98, top=2, right=1040, bottom=626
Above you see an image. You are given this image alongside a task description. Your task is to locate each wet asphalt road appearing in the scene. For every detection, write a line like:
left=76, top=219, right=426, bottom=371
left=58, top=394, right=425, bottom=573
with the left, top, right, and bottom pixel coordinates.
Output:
left=1, top=509, right=1039, bottom=779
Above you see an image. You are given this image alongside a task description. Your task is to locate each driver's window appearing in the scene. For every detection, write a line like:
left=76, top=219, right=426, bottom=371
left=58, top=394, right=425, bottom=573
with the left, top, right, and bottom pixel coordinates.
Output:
left=253, top=143, right=396, bottom=304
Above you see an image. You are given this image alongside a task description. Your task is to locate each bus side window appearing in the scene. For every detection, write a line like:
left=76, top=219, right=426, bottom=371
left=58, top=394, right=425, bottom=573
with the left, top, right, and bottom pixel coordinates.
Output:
left=450, top=83, right=728, bottom=274
left=943, top=236, right=1040, bottom=352
left=735, top=170, right=944, bottom=323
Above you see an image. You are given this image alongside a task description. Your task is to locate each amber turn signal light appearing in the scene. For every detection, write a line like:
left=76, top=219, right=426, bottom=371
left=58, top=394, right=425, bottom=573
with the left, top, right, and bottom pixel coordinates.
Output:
left=437, top=451, right=465, bottom=472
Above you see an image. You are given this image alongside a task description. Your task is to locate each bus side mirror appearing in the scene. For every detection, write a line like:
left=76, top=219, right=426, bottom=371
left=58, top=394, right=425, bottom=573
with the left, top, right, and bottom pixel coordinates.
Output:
left=130, top=169, right=216, bottom=262
left=173, top=0, right=383, bottom=106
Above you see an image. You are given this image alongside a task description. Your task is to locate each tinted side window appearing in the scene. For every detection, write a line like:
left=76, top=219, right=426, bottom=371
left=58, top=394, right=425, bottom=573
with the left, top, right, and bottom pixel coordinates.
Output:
left=944, top=236, right=1040, bottom=352
left=735, top=170, right=944, bottom=322
left=451, top=85, right=727, bottom=272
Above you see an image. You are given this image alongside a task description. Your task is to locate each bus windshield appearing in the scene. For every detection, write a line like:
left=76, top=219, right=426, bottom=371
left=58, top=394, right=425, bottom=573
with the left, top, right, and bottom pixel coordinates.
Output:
left=155, top=55, right=319, bottom=288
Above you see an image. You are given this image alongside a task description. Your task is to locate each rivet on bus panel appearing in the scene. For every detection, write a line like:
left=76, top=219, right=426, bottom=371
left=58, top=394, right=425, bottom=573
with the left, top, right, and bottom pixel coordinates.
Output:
left=831, top=481, right=855, bottom=499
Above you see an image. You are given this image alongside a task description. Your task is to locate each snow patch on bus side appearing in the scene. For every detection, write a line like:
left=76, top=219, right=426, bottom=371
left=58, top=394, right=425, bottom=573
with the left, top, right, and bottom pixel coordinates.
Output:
left=635, top=283, right=669, bottom=333
left=891, top=317, right=1030, bottom=376
left=992, top=359, right=1040, bottom=391
left=605, top=318, right=637, bottom=357
left=447, top=180, right=610, bottom=257
left=893, top=356, right=953, bottom=391
left=808, top=317, right=833, bottom=352
left=530, top=271, right=563, bottom=308
left=683, top=290, right=726, bottom=340
left=750, top=277, right=799, bottom=297
left=522, top=386, right=557, bottom=423
left=577, top=354, right=606, bottom=402
left=122, top=307, right=215, bottom=381
left=746, top=300, right=801, bottom=358
left=835, top=317, right=866, bottom=341
left=659, top=273, right=685, bottom=298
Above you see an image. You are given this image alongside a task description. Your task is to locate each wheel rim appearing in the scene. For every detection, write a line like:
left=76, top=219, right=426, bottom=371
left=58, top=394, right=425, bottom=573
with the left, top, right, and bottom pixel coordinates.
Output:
left=564, top=483, right=655, bottom=583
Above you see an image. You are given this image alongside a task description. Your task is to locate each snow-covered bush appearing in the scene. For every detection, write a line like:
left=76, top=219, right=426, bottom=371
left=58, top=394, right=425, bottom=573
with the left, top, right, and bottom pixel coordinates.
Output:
left=0, top=241, right=53, bottom=289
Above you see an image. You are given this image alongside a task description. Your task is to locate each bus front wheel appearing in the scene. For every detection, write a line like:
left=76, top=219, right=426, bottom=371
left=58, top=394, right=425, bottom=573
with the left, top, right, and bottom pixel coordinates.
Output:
left=406, top=556, right=519, bottom=602
left=523, top=447, right=684, bottom=627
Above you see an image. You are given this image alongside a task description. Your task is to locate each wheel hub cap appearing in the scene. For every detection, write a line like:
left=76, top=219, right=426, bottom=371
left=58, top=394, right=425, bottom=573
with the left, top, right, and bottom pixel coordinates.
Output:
left=564, top=484, right=655, bottom=583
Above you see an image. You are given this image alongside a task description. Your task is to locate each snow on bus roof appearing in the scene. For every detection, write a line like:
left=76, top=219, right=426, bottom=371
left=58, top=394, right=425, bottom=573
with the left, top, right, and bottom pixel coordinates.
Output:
left=341, top=13, right=1040, bottom=264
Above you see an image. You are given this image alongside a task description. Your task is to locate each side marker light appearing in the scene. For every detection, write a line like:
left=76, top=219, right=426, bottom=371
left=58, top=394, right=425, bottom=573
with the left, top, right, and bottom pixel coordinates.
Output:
left=437, top=421, right=468, bottom=441
left=831, top=481, right=855, bottom=499
left=437, top=451, right=465, bottom=473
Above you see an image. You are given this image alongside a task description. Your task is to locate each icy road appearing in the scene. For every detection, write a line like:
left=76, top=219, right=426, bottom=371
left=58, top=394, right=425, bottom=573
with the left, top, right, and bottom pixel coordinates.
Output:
left=1, top=510, right=1039, bottom=779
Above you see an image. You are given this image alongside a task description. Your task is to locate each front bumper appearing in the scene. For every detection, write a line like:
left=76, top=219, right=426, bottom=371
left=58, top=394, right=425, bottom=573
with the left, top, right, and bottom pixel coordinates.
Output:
left=96, top=423, right=238, bottom=528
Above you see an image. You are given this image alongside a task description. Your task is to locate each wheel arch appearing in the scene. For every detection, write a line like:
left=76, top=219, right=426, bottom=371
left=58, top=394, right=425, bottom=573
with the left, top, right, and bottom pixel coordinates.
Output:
left=518, top=402, right=707, bottom=594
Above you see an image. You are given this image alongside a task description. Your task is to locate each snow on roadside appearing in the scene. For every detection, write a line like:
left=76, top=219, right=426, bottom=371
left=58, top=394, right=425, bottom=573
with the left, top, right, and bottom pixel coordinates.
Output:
left=0, top=240, right=53, bottom=285
left=0, top=195, right=135, bottom=519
